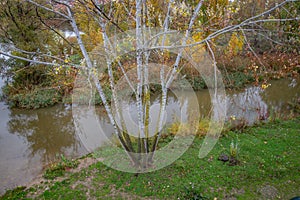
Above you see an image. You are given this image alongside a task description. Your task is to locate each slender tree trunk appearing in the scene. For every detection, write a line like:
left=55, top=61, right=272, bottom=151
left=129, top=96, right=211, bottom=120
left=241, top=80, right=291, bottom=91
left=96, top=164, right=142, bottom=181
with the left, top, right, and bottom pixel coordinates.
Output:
left=66, top=5, right=137, bottom=165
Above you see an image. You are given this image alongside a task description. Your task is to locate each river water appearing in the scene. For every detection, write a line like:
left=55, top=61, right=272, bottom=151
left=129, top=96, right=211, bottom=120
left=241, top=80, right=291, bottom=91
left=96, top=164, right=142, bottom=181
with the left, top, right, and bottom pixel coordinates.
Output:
left=0, top=77, right=299, bottom=194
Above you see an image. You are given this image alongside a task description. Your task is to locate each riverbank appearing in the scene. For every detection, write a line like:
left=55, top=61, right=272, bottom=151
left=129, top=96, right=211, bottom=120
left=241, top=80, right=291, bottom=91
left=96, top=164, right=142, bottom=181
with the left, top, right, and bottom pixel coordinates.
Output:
left=1, top=117, right=299, bottom=199
left=1, top=52, right=299, bottom=109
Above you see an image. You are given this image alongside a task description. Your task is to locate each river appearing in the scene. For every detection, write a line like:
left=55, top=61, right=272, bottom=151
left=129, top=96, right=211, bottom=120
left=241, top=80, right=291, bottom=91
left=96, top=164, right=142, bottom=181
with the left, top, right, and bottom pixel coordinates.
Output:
left=0, top=77, right=299, bottom=195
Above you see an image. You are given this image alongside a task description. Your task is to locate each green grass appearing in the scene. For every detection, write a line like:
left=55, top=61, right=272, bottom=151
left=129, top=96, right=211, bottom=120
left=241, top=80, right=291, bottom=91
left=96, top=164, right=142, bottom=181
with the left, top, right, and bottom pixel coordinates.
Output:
left=43, top=154, right=79, bottom=180
left=1, top=118, right=300, bottom=199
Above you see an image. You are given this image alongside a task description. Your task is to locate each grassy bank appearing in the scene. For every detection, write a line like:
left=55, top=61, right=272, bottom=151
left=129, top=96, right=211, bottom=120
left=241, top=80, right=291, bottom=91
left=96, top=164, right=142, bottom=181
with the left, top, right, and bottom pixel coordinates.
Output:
left=1, top=117, right=299, bottom=199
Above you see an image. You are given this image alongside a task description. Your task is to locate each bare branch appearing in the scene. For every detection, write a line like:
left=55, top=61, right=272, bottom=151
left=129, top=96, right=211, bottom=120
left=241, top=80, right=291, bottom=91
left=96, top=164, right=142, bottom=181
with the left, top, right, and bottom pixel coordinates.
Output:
left=166, top=0, right=205, bottom=87
left=148, top=15, right=299, bottom=51
left=35, top=7, right=77, bottom=49
left=0, top=50, right=65, bottom=67
left=239, top=28, right=266, bottom=71
left=248, top=17, right=299, bottom=24
left=90, top=0, right=125, bottom=32
left=26, top=0, right=70, bottom=19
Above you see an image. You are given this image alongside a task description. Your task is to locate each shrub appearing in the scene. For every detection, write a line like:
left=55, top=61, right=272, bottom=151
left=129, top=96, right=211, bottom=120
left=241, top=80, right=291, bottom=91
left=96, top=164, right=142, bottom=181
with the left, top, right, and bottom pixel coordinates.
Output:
left=8, top=88, right=62, bottom=109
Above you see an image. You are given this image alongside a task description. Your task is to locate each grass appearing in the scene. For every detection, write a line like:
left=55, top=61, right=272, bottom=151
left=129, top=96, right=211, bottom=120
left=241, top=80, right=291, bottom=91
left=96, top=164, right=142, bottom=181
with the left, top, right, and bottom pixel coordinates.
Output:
left=43, top=154, right=79, bottom=180
left=1, top=118, right=300, bottom=199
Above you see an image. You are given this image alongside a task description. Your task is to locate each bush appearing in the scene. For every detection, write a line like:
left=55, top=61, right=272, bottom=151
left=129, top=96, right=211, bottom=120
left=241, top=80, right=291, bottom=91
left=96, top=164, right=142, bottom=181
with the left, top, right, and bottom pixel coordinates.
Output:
left=8, top=88, right=62, bottom=109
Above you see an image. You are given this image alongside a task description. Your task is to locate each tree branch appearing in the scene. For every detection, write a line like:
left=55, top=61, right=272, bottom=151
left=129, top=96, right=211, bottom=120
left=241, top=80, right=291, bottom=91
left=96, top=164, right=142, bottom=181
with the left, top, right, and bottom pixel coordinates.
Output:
left=26, top=0, right=70, bottom=19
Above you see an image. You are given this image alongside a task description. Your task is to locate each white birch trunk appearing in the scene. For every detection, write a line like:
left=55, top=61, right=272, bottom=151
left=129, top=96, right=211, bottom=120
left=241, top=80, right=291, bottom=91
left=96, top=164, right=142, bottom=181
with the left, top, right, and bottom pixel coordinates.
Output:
left=66, top=5, right=136, bottom=164
left=135, top=0, right=146, bottom=156
left=99, top=19, right=134, bottom=152
left=150, top=0, right=205, bottom=161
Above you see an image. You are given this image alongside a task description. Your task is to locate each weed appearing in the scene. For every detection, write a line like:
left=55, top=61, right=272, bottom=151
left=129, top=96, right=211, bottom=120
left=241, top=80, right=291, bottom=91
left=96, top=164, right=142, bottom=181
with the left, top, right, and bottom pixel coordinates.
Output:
left=0, top=186, right=27, bottom=200
left=288, top=97, right=300, bottom=114
left=229, top=139, right=238, bottom=159
left=43, top=154, right=79, bottom=180
left=179, top=183, right=208, bottom=200
left=228, top=139, right=240, bottom=166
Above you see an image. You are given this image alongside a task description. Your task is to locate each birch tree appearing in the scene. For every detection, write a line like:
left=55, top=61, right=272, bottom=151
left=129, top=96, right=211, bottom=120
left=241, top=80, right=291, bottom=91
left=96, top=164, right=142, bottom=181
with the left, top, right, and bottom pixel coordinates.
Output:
left=0, top=0, right=299, bottom=172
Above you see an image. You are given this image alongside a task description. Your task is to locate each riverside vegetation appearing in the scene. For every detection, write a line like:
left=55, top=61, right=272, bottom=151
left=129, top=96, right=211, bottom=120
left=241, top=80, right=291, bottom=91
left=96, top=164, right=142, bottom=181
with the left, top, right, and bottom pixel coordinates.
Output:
left=1, top=52, right=299, bottom=109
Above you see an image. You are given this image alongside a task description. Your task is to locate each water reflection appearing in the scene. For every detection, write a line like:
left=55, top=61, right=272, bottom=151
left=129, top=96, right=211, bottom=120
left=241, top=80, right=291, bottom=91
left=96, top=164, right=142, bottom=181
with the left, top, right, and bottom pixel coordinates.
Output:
left=7, top=105, right=80, bottom=163
left=262, top=79, right=300, bottom=113
left=226, top=86, right=268, bottom=125
left=73, top=105, right=114, bottom=152
left=73, top=91, right=195, bottom=152
left=226, top=78, right=300, bottom=125
left=0, top=104, right=86, bottom=195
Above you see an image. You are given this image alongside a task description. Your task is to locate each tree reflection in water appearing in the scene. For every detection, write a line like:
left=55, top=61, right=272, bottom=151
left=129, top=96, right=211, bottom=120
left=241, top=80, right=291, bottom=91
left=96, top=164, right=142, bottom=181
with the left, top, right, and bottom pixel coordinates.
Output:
left=7, top=105, right=83, bottom=164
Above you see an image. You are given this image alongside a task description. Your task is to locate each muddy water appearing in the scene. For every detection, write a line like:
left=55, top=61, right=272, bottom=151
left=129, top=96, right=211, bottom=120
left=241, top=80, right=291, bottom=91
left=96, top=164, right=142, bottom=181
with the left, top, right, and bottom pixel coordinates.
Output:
left=0, top=79, right=85, bottom=193
left=0, top=78, right=299, bottom=194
